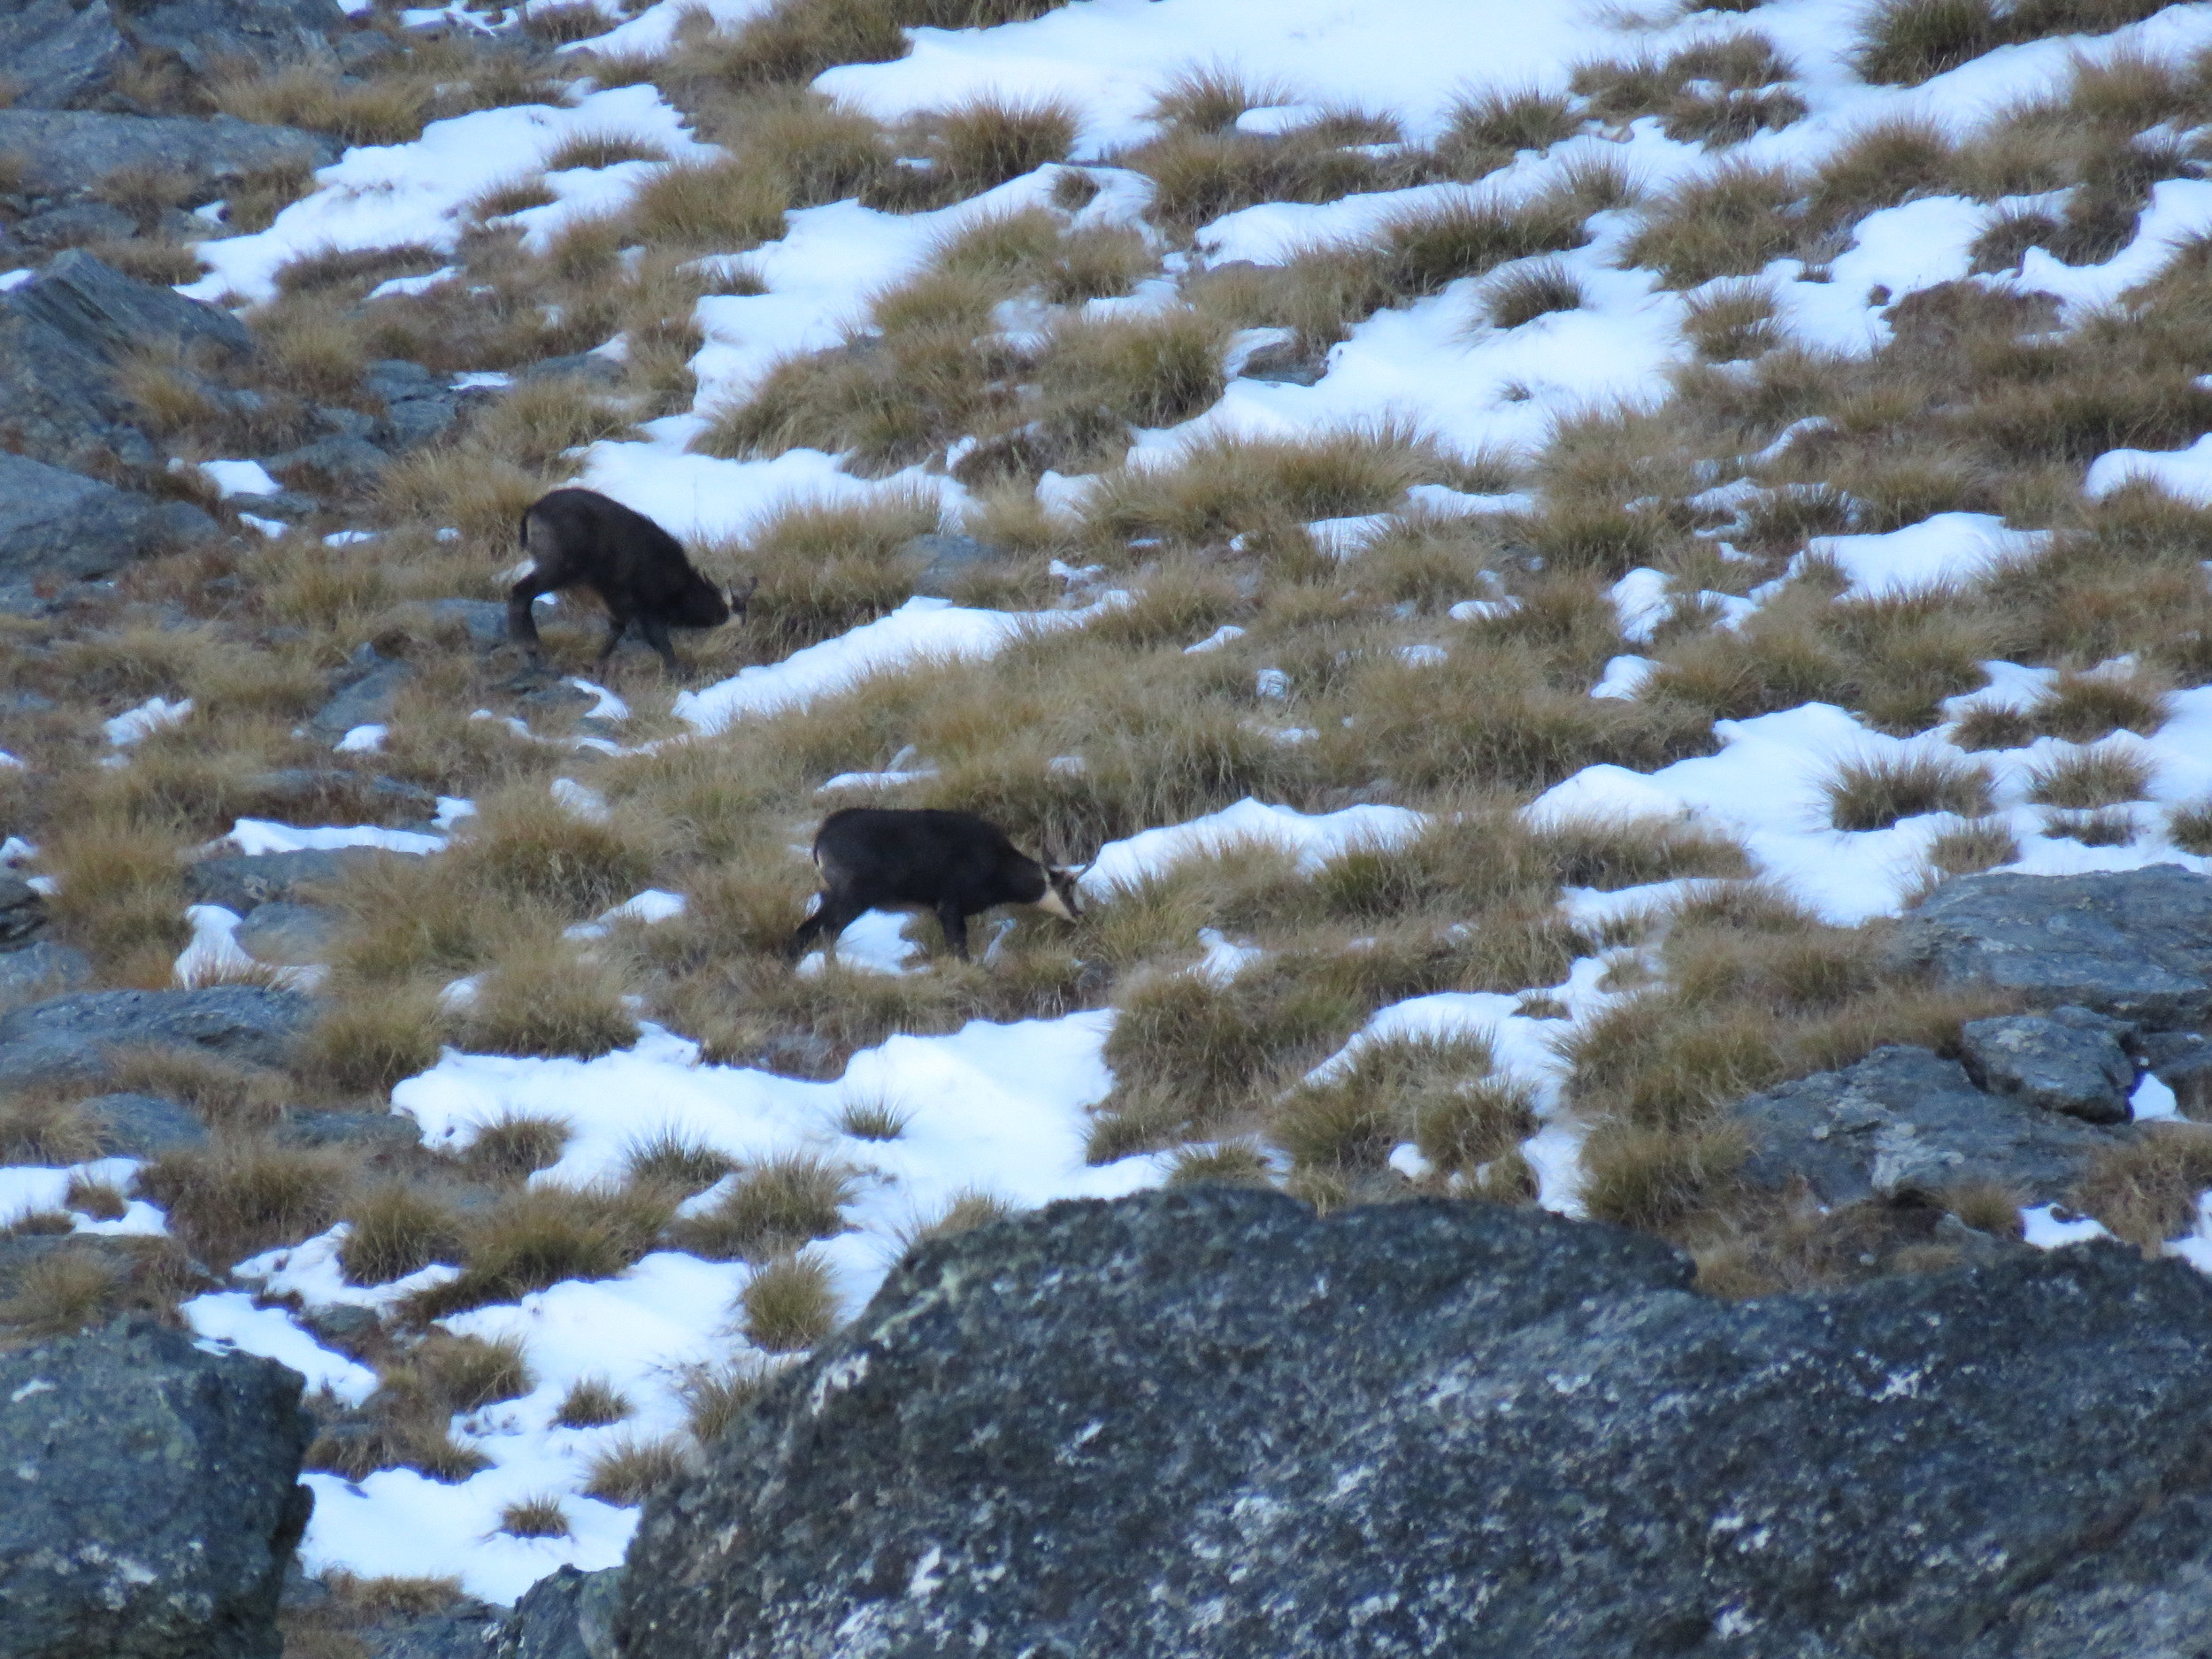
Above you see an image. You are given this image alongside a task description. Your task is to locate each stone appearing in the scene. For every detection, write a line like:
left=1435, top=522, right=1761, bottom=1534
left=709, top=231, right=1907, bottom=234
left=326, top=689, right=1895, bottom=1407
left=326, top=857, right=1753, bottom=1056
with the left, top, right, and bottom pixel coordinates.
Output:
left=84, top=1090, right=209, bottom=1156
left=0, top=872, right=48, bottom=946
left=898, top=530, right=1005, bottom=598
left=0, top=1317, right=312, bottom=1659
left=364, top=1604, right=511, bottom=1659
left=0, top=0, right=346, bottom=111
left=308, top=650, right=415, bottom=735
left=1239, top=334, right=1328, bottom=384
left=377, top=395, right=459, bottom=451
left=234, top=900, right=334, bottom=966
left=1961, top=1006, right=2137, bottom=1125
left=0, top=451, right=199, bottom=588
left=14, top=250, right=253, bottom=362
left=516, top=351, right=623, bottom=387
left=0, top=940, right=94, bottom=1009
left=0, top=305, right=153, bottom=472
left=622, top=1188, right=2212, bottom=1659
left=295, top=1301, right=380, bottom=1359
left=0, top=984, right=314, bottom=1085
left=241, top=768, right=439, bottom=818
left=1733, top=1044, right=2130, bottom=1205
left=492, top=1565, right=622, bottom=1659
left=11, top=201, right=138, bottom=251
left=274, top=1108, right=419, bottom=1153
left=2138, top=1030, right=2212, bottom=1118
left=266, top=435, right=391, bottom=491
left=186, top=846, right=402, bottom=913
left=1893, top=864, right=2212, bottom=1028
left=401, top=597, right=507, bottom=649
left=0, top=111, right=333, bottom=201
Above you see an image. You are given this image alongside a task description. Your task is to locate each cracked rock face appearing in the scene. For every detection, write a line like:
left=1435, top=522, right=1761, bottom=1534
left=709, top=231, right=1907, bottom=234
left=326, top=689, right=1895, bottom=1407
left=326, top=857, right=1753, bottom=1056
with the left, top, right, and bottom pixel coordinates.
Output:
left=0, top=1318, right=313, bottom=1659
left=1962, top=1007, right=2136, bottom=1124
left=618, top=1187, right=2212, bottom=1659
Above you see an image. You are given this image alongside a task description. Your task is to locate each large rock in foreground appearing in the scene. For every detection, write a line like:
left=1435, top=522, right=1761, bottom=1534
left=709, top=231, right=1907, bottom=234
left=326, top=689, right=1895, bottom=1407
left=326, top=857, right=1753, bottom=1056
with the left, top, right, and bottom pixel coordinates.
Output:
left=1892, top=864, right=2212, bottom=1027
left=622, top=1189, right=2212, bottom=1659
left=0, top=1318, right=313, bottom=1659
left=0, top=984, right=314, bottom=1084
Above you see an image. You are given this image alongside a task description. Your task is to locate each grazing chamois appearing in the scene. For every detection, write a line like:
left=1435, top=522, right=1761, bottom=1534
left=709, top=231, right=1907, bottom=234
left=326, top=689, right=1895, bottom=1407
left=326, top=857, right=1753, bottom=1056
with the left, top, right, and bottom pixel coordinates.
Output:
left=508, top=488, right=755, bottom=677
left=789, top=808, right=1086, bottom=964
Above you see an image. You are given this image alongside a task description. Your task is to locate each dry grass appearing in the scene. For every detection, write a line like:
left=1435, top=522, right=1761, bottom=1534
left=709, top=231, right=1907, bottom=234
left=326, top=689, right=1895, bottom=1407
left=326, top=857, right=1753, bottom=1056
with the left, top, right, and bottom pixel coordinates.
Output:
left=103, top=1047, right=288, bottom=1132
left=581, top=1432, right=693, bottom=1504
left=625, top=1129, right=736, bottom=1194
left=2071, top=1123, right=2212, bottom=1248
left=135, top=1141, right=352, bottom=1271
left=672, top=1153, right=855, bottom=1261
left=1823, top=752, right=1993, bottom=829
left=460, top=1112, right=574, bottom=1183
left=2024, top=744, right=2154, bottom=809
left=1858, top=0, right=2172, bottom=85
left=337, top=1184, right=468, bottom=1286
left=1621, top=160, right=1801, bottom=288
left=461, top=935, right=640, bottom=1061
left=556, top=1375, right=634, bottom=1427
left=419, top=1332, right=534, bottom=1411
left=401, top=1182, right=673, bottom=1321
left=544, top=130, right=675, bottom=172
left=2170, top=800, right=2212, bottom=856
left=622, top=157, right=789, bottom=251
left=497, top=1495, right=571, bottom=1540
left=739, top=1251, right=839, bottom=1351
left=1481, top=261, right=1585, bottom=330
left=1, top=1088, right=106, bottom=1165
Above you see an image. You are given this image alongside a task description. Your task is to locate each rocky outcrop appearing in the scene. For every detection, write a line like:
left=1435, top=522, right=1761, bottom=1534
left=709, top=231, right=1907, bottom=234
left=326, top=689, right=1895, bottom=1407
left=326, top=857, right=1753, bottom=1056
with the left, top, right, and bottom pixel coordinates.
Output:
left=0, top=1317, right=313, bottom=1659
left=0, top=984, right=313, bottom=1084
left=1732, top=1043, right=2132, bottom=1205
left=0, top=0, right=349, bottom=111
left=494, top=1566, right=621, bottom=1659
left=1961, top=1006, right=2135, bottom=1124
left=1891, top=864, right=2212, bottom=1026
left=187, top=845, right=403, bottom=913
left=0, top=450, right=212, bottom=584
left=620, top=1188, right=2212, bottom=1659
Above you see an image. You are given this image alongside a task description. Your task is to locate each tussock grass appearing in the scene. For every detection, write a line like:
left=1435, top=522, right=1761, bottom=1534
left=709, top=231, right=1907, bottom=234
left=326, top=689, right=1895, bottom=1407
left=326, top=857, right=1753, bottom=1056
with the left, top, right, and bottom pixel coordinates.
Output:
left=1435, top=86, right=1579, bottom=178
left=296, top=981, right=447, bottom=1098
left=544, top=130, right=674, bottom=172
left=497, top=1496, right=570, bottom=1540
left=835, top=1094, right=911, bottom=1141
left=625, top=1130, right=736, bottom=1195
left=443, top=786, right=662, bottom=917
left=2169, top=800, right=2212, bottom=856
left=622, top=157, right=789, bottom=251
left=901, top=1187, right=1019, bottom=1248
left=1574, top=34, right=1802, bottom=147
left=1858, top=0, right=2172, bottom=86
left=1481, top=261, right=1585, bottom=329
left=1823, top=752, right=1993, bottom=829
left=402, top=1182, right=673, bottom=1322
left=461, top=1112, right=573, bottom=1184
left=1922, top=818, right=2020, bottom=879
left=677, top=1357, right=772, bottom=1445
left=2024, top=744, right=2153, bottom=808
left=582, top=1432, right=694, bottom=1505
left=1164, top=1141, right=1275, bottom=1188
left=0, top=1251, right=124, bottom=1338
left=136, top=1141, right=351, bottom=1271
left=1580, top=1122, right=1749, bottom=1231
left=338, top=1183, right=468, bottom=1286
left=462, top=934, right=640, bottom=1061
left=419, top=1332, right=533, bottom=1411
left=926, top=95, right=1078, bottom=196
left=1682, top=280, right=1782, bottom=361
left=1376, top=190, right=1591, bottom=299
left=0, top=1089, right=104, bottom=1165
left=1622, top=160, right=1801, bottom=288
left=2072, top=1123, right=2212, bottom=1248
left=2040, top=807, right=2136, bottom=846
left=556, top=1375, right=634, bottom=1427
left=740, top=1251, right=838, bottom=1351
left=672, top=1152, right=855, bottom=1260
left=2030, top=670, right=2170, bottom=741
left=652, top=0, right=1058, bottom=95
left=39, top=821, right=192, bottom=978
left=1148, top=65, right=1296, bottom=133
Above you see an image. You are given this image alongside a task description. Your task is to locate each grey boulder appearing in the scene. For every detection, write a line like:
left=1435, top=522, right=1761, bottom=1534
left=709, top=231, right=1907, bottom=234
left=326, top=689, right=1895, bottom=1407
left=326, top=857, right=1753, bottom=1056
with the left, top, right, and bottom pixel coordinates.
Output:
left=308, top=649, right=414, bottom=736
left=0, top=1317, right=313, bottom=1659
left=1733, top=1043, right=2130, bottom=1205
left=0, top=450, right=205, bottom=584
left=1962, top=1007, right=2136, bottom=1124
left=621, top=1187, right=2212, bottom=1659
left=1893, top=864, right=2212, bottom=1027
left=234, top=901, right=334, bottom=966
left=187, top=846, right=403, bottom=913
left=0, top=941, right=94, bottom=1010
left=899, top=530, right=1004, bottom=598
left=493, top=1565, right=621, bottom=1659
left=0, top=872, right=49, bottom=947
left=0, top=0, right=346, bottom=110
left=0, top=984, right=314, bottom=1084
left=85, top=1090, right=211, bottom=1156
left=0, top=110, right=333, bottom=201
left=12, top=248, right=252, bottom=364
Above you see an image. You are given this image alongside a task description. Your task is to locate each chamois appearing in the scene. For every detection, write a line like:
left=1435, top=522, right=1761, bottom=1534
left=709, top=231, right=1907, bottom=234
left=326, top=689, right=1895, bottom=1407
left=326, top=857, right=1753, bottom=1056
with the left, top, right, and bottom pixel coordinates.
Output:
left=789, top=808, right=1086, bottom=964
left=508, top=488, right=754, bottom=677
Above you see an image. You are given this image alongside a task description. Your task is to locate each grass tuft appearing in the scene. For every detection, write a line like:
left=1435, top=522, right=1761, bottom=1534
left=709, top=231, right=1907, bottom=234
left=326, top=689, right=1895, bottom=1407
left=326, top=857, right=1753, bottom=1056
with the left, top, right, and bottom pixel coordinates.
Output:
left=2024, top=744, right=2154, bottom=809
left=1481, top=261, right=1585, bottom=329
left=556, top=1374, right=634, bottom=1427
left=497, top=1495, right=570, bottom=1540
left=581, top=1432, right=693, bottom=1505
left=337, top=1184, right=467, bottom=1286
left=740, top=1251, right=838, bottom=1352
left=672, top=1153, right=855, bottom=1261
left=1823, top=752, right=1993, bottom=830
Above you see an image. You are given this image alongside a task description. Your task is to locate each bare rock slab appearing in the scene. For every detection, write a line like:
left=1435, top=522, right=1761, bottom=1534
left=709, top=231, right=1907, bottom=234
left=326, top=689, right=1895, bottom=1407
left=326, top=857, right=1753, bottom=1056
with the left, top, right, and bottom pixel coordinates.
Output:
left=0, top=1317, right=313, bottom=1659
left=619, top=1187, right=2212, bottom=1659
left=1734, top=1044, right=2129, bottom=1205
left=0, top=984, right=313, bottom=1085
left=1893, top=864, right=2212, bottom=1028
left=1962, top=1007, right=2136, bottom=1124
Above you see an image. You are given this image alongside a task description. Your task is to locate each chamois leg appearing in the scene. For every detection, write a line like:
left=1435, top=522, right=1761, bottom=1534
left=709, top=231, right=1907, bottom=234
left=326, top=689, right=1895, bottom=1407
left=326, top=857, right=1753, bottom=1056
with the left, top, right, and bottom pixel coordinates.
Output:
left=934, top=900, right=972, bottom=962
left=595, top=611, right=630, bottom=663
left=506, top=574, right=559, bottom=656
left=639, top=612, right=681, bottom=678
left=788, top=891, right=866, bottom=963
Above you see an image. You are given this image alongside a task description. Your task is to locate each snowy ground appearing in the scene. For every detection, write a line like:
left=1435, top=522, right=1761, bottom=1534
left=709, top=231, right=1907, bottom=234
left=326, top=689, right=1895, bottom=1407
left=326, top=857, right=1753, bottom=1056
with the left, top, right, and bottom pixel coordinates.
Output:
left=11, top=0, right=2212, bottom=1604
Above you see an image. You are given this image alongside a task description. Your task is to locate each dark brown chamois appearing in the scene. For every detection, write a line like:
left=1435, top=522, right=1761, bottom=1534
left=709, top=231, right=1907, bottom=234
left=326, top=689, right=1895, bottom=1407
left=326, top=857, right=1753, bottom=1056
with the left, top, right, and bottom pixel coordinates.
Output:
left=508, top=488, right=755, bottom=676
left=788, top=808, right=1087, bottom=964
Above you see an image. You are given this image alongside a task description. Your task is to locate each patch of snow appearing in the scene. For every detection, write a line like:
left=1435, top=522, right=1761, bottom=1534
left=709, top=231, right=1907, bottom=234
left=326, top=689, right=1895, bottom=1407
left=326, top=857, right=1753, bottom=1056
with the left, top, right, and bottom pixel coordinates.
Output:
left=224, top=818, right=445, bottom=856
left=1802, top=513, right=2049, bottom=603
left=104, top=696, right=193, bottom=746
left=334, top=724, right=388, bottom=754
